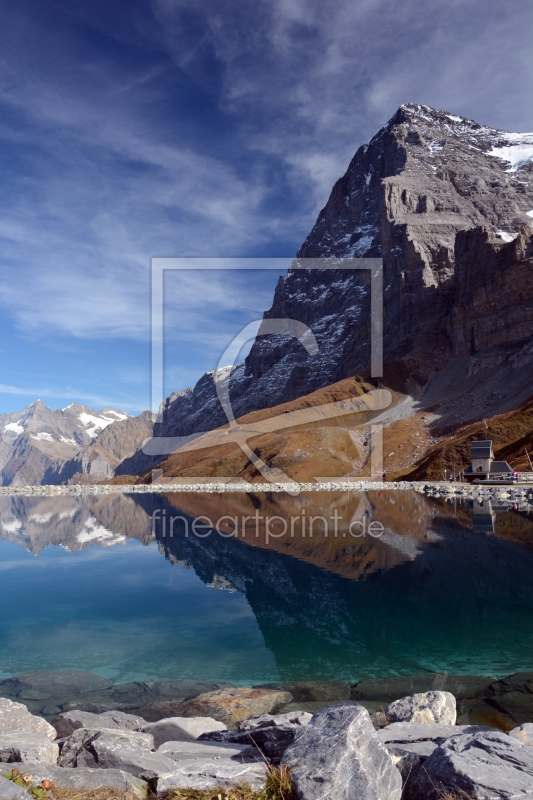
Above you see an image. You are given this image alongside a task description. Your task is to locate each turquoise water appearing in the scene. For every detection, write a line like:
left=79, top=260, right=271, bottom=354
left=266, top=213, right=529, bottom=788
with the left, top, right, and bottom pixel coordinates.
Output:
left=0, top=490, right=533, bottom=683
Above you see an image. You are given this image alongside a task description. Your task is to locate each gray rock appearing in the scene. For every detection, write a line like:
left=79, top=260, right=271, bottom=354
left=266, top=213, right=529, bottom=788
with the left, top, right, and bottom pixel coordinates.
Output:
left=0, top=762, right=147, bottom=799
left=0, top=699, right=56, bottom=741
left=509, top=722, right=533, bottom=747
left=0, top=775, right=32, bottom=800
left=281, top=702, right=402, bottom=799
left=57, top=727, right=175, bottom=781
left=59, top=727, right=152, bottom=766
left=386, top=747, right=423, bottom=794
left=0, top=733, right=59, bottom=765
left=158, top=740, right=261, bottom=762
left=52, top=709, right=147, bottom=738
left=411, top=730, right=533, bottom=799
left=156, top=759, right=267, bottom=795
left=378, top=721, right=492, bottom=748
left=0, top=671, right=112, bottom=699
left=141, top=716, right=226, bottom=748
left=239, top=711, right=312, bottom=731
left=386, top=691, right=456, bottom=725
left=199, top=710, right=311, bottom=765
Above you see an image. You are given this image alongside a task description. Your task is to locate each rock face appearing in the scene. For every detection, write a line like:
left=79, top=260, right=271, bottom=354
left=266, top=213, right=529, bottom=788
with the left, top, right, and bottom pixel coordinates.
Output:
left=385, top=691, right=457, bottom=725
left=0, top=699, right=56, bottom=741
left=0, top=733, right=59, bottom=765
left=140, top=717, right=226, bottom=748
left=124, top=103, right=533, bottom=480
left=411, top=729, right=533, bottom=799
left=0, top=763, right=147, bottom=799
left=0, top=401, right=132, bottom=486
left=156, top=756, right=266, bottom=795
left=282, top=702, right=402, bottom=800
left=160, top=688, right=293, bottom=730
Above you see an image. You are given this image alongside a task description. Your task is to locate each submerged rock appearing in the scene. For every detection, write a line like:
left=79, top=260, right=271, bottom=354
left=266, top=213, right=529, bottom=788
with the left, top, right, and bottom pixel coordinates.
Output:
left=282, top=702, right=402, bottom=800
left=255, top=681, right=350, bottom=704
left=386, top=691, right=456, bottom=725
left=0, top=699, right=56, bottom=741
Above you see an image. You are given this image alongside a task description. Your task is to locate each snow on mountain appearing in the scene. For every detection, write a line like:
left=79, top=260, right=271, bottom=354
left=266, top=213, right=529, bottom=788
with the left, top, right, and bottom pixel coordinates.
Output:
left=0, top=400, right=132, bottom=486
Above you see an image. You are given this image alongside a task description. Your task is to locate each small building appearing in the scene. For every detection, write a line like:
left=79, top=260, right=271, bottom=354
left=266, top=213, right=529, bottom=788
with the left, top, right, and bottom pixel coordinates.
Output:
left=462, top=440, right=514, bottom=483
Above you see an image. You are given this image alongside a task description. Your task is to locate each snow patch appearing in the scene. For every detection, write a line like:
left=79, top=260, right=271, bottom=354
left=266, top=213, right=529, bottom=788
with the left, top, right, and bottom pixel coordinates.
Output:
left=78, top=412, right=121, bottom=438
left=77, top=516, right=117, bottom=544
left=29, top=512, right=54, bottom=524
left=496, top=230, right=518, bottom=242
left=30, top=432, right=55, bottom=442
left=4, top=421, right=23, bottom=435
left=489, top=133, right=533, bottom=171
left=1, top=520, right=22, bottom=533
left=526, top=209, right=533, bottom=218
left=60, top=436, right=77, bottom=446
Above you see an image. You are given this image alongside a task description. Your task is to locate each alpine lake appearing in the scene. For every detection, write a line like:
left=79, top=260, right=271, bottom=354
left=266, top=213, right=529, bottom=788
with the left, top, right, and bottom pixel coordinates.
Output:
left=1, top=487, right=533, bottom=728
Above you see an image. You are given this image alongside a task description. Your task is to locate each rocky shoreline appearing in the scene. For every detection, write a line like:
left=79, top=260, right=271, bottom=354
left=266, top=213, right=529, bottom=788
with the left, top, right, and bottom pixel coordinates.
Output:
left=1, top=481, right=533, bottom=498
left=2, top=670, right=533, bottom=798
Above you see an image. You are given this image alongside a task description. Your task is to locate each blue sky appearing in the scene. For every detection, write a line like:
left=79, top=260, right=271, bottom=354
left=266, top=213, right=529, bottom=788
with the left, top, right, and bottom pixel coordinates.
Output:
left=0, top=0, right=532, bottom=414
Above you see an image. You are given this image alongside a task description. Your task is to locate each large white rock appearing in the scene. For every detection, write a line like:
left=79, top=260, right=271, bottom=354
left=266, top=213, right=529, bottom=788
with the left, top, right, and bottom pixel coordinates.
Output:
left=0, top=733, right=59, bottom=765
left=282, top=702, right=402, bottom=800
left=0, top=762, right=147, bottom=799
left=52, top=709, right=146, bottom=738
left=411, top=730, right=533, bottom=799
left=158, top=739, right=260, bottom=762
left=140, top=716, right=226, bottom=748
left=509, top=722, right=533, bottom=747
left=385, top=691, right=456, bottom=725
left=58, top=727, right=175, bottom=781
left=0, top=699, right=56, bottom=741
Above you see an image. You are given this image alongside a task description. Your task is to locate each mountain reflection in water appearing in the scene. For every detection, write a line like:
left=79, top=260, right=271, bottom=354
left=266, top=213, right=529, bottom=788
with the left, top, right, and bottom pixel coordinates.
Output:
left=0, top=490, right=532, bottom=683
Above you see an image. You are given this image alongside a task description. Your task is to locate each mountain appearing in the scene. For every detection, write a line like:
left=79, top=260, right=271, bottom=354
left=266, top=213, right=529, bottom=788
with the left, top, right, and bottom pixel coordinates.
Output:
left=118, top=103, right=533, bottom=481
left=5, top=103, right=533, bottom=484
left=0, top=401, right=152, bottom=486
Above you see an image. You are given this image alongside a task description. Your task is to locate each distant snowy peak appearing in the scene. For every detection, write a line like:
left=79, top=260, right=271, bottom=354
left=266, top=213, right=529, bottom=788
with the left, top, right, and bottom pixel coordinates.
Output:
left=1, top=401, right=130, bottom=443
left=77, top=408, right=129, bottom=438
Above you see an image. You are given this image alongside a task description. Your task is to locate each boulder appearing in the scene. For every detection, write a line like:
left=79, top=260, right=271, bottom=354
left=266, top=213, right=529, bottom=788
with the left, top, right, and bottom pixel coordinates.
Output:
left=509, top=722, right=533, bottom=747
left=57, top=727, right=175, bottom=780
left=281, top=702, right=402, bottom=799
left=156, top=759, right=267, bottom=795
left=52, top=709, right=147, bottom=738
left=0, top=762, right=147, bottom=799
left=485, top=691, right=533, bottom=726
left=0, top=775, right=32, bottom=800
left=0, top=699, right=56, bottom=741
left=158, top=740, right=261, bottom=762
left=411, top=730, right=533, bottom=799
left=200, top=710, right=312, bottom=764
left=140, top=716, right=226, bottom=748
left=59, top=728, right=152, bottom=765
left=156, top=688, right=292, bottom=730
left=240, top=711, right=312, bottom=731
left=386, top=691, right=456, bottom=725
left=0, top=733, right=59, bottom=765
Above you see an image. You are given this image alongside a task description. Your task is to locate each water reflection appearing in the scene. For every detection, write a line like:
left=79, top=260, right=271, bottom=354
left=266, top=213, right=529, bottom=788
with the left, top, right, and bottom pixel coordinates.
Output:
left=0, top=490, right=533, bottom=682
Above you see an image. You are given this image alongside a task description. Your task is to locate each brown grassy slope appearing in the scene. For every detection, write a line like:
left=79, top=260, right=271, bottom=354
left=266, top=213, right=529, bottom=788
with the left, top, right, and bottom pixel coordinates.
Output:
left=132, top=377, right=397, bottom=483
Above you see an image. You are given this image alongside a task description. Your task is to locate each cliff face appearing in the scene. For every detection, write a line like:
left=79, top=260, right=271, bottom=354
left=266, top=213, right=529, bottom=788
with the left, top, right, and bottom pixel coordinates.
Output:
left=129, top=104, right=533, bottom=477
